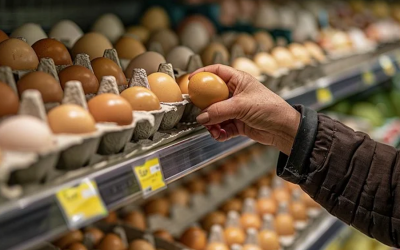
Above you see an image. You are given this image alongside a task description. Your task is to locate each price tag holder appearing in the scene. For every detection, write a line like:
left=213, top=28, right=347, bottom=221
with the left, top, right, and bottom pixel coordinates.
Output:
left=316, top=87, right=333, bottom=104
left=133, top=157, right=166, bottom=197
left=56, top=179, right=108, bottom=228
left=362, top=71, right=376, bottom=86
left=379, top=55, right=396, bottom=76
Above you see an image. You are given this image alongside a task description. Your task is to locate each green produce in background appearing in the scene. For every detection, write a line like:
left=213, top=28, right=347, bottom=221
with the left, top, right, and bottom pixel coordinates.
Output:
left=368, top=91, right=397, bottom=118
left=351, top=102, right=384, bottom=127
left=389, top=89, right=400, bottom=117
left=330, top=100, right=351, bottom=114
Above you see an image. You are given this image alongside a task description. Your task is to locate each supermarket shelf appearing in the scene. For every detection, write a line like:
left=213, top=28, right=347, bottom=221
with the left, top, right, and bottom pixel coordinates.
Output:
left=1, top=45, right=400, bottom=250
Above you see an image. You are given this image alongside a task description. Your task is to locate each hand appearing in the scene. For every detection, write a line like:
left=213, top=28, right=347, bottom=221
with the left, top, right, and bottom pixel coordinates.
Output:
left=190, top=64, right=301, bottom=155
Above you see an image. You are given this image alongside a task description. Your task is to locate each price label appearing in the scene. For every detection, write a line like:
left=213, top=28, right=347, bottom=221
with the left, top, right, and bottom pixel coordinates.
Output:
left=362, top=71, right=375, bottom=86
left=379, top=55, right=396, bottom=76
left=56, top=179, right=107, bottom=228
left=316, top=87, right=333, bottom=104
left=134, top=158, right=166, bottom=197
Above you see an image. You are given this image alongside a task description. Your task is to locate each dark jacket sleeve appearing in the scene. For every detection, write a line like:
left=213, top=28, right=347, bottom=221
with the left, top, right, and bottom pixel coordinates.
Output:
left=277, top=105, right=400, bottom=248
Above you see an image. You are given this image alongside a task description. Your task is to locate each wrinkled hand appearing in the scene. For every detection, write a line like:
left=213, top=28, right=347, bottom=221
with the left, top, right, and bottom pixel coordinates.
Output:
left=190, top=64, right=300, bottom=155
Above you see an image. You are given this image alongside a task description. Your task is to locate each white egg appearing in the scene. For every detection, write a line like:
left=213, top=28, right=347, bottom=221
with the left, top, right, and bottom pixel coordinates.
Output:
left=49, top=20, right=83, bottom=48
left=232, top=57, right=261, bottom=77
left=180, top=22, right=209, bottom=54
left=92, top=13, right=125, bottom=44
left=166, top=46, right=194, bottom=71
left=10, top=23, right=47, bottom=46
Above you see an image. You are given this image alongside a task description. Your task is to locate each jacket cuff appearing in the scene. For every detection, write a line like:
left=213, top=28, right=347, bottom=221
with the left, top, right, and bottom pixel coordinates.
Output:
left=276, top=105, right=318, bottom=183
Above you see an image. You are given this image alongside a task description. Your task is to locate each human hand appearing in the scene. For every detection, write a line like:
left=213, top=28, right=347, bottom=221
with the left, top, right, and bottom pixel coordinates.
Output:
left=190, top=64, right=300, bottom=155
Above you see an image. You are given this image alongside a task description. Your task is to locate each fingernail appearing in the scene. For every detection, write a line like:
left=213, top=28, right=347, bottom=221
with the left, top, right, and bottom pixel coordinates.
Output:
left=197, top=112, right=210, bottom=124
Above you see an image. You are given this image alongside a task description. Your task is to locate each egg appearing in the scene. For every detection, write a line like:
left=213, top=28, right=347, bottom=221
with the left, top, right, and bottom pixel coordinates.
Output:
left=141, top=6, right=170, bottom=32
left=256, top=176, right=271, bottom=188
left=115, top=36, right=146, bottom=60
left=72, top=32, right=113, bottom=60
left=177, top=74, right=190, bottom=94
left=254, top=31, right=274, bottom=51
left=10, top=23, right=47, bottom=46
left=271, top=47, right=295, bottom=69
left=88, top=94, right=133, bottom=125
left=180, top=22, right=210, bottom=54
left=103, top=211, right=118, bottom=223
left=148, top=72, right=182, bottom=102
left=178, top=15, right=216, bottom=37
left=272, top=189, right=290, bottom=203
left=32, top=38, right=72, bottom=65
left=125, top=52, right=166, bottom=78
left=59, top=65, right=99, bottom=94
left=126, top=26, right=150, bottom=43
left=253, top=53, right=279, bottom=75
left=222, top=199, right=242, bottom=213
left=17, top=71, right=63, bottom=103
left=224, top=227, right=245, bottom=246
left=240, top=214, right=261, bottom=230
left=202, top=43, right=230, bottom=66
left=290, top=201, right=307, bottom=221
left=124, top=210, right=147, bottom=230
left=120, top=86, right=160, bottom=111
left=148, top=29, right=179, bottom=54
left=98, top=234, right=125, bottom=250
left=91, top=57, right=127, bottom=86
left=68, top=243, right=88, bottom=250
left=129, top=239, right=155, bottom=250
left=288, top=43, right=312, bottom=65
left=0, top=38, right=39, bottom=70
left=0, top=30, right=8, bottom=43
left=54, top=230, right=84, bottom=249
left=206, top=169, right=223, bottom=184
left=202, top=211, right=227, bottom=231
left=47, top=104, right=96, bottom=134
left=0, top=82, right=19, bottom=118
left=166, top=46, right=194, bottom=70
left=231, top=58, right=261, bottom=77
left=153, top=230, right=174, bottom=242
left=169, top=187, right=190, bottom=207
left=186, top=177, right=206, bottom=194
left=257, top=198, right=277, bottom=215
left=49, top=20, right=83, bottom=48
left=221, top=32, right=239, bottom=48
left=188, top=72, right=229, bottom=110
left=235, top=34, right=256, bottom=55
left=304, top=42, right=326, bottom=62
left=180, top=227, right=207, bottom=250
left=85, top=227, right=104, bottom=246
left=92, top=14, right=125, bottom=44
left=144, top=198, right=170, bottom=217
left=275, top=213, right=295, bottom=236
left=239, top=187, right=258, bottom=200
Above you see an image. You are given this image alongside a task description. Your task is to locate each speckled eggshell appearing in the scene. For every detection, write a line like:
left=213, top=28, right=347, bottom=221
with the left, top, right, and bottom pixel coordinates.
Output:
left=0, top=38, right=39, bottom=70
left=125, top=52, right=166, bottom=78
left=32, top=38, right=72, bottom=65
left=10, top=23, right=47, bottom=46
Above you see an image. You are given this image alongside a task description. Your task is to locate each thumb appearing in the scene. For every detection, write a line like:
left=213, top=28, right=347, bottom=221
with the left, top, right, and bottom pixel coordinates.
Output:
left=196, top=98, right=240, bottom=125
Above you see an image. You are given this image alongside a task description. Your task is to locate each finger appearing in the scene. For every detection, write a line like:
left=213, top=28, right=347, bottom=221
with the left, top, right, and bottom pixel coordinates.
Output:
left=206, top=124, right=221, bottom=139
left=216, top=129, right=228, bottom=142
left=196, top=98, right=240, bottom=125
left=220, top=122, right=240, bottom=138
left=189, top=64, right=238, bottom=85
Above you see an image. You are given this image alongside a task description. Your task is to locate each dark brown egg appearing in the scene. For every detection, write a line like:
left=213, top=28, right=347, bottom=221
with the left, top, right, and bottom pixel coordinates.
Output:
left=202, top=211, right=227, bottom=231
left=129, top=239, right=155, bottom=250
left=54, top=230, right=84, bottom=249
left=59, top=65, right=99, bottom=94
left=124, top=210, right=147, bottom=230
left=17, top=71, right=63, bottom=103
left=85, top=227, right=104, bottom=246
left=68, top=243, right=88, bottom=250
left=0, top=30, right=9, bottom=43
left=153, top=229, right=174, bottom=242
left=88, top=93, right=133, bottom=125
left=144, top=198, right=170, bottom=217
left=98, top=233, right=125, bottom=250
left=180, top=227, right=207, bottom=250
left=91, top=57, right=127, bottom=86
left=102, top=211, right=118, bottom=223
left=32, top=38, right=72, bottom=65
left=0, top=82, right=19, bottom=118
left=0, top=38, right=39, bottom=70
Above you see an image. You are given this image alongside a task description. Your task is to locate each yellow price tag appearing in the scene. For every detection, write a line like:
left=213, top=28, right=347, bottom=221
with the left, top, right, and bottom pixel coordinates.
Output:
left=362, top=71, right=375, bottom=86
left=316, top=87, right=333, bottom=104
left=379, top=55, right=396, bottom=76
left=56, top=180, right=107, bottom=227
left=134, top=158, right=166, bottom=196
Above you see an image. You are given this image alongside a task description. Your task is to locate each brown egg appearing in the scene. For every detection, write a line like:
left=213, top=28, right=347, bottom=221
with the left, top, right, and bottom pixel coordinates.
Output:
left=91, top=57, right=127, bottom=86
left=169, top=187, right=190, bottom=207
left=148, top=29, right=179, bottom=54
left=239, top=187, right=258, bottom=200
left=254, top=31, right=274, bottom=51
left=221, top=199, right=242, bottom=213
left=124, top=210, right=147, bottom=230
left=273, top=189, right=290, bottom=203
left=68, top=243, right=88, bottom=250
left=129, top=239, right=155, bottom=250
left=147, top=72, right=182, bottom=102
left=286, top=182, right=299, bottom=192
left=125, top=52, right=166, bottom=78
left=224, top=227, right=245, bottom=246
left=126, top=26, right=150, bottom=43
left=144, top=198, right=170, bottom=217
left=54, top=230, right=84, bottom=249
left=202, top=211, right=227, bottom=231
left=290, top=201, right=307, bottom=221
left=206, top=243, right=229, bottom=250
left=188, top=72, right=229, bottom=110
left=288, top=43, right=312, bottom=65
left=48, top=104, right=96, bottom=134
left=154, top=229, right=174, bottom=242
left=141, top=7, right=170, bottom=32
left=72, top=32, right=112, bottom=60
left=186, top=177, right=206, bottom=194
left=255, top=177, right=271, bottom=188
left=32, top=38, right=72, bottom=65
left=221, top=160, right=238, bottom=175
left=235, top=34, right=256, bottom=55
left=0, top=38, right=39, bottom=70
left=102, top=211, right=118, bottom=223
left=88, top=93, right=133, bottom=125
left=178, top=15, right=216, bottom=38
left=258, top=230, right=279, bottom=250
left=115, top=36, right=146, bottom=60
left=206, top=169, right=223, bottom=184
left=231, top=58, right=261, bottom=77
left=0, top=30, right=8, bottom=43
left=201, top=43, right=229, bottom=66
left=253, top=53, right=279, bottom=75
left=120, top=86, right=160, bottom=111
left=302, top=193, right=320, bottom=208
left=275, top=214, right=295, bottom=236
left=177, top=74, right=189, bottom=94
left=98, top=233, right=125, bottom=250
left=59, top=65, right=99, bottom=94
left=85, top=227, right=104, bottom=246
left=180, top=227, right=207, bottom=250
left=240, top=214, right=261, bottom=230
left=304, top=42, right=326, bottom=62
left=257, top=198, right=277, bottom=216
left=17, top=71, right=63, bottom=103
left=271, top=47, right=295, bottom=69
left=0, top=82, right=19, bottom=118
left=243, top=245, right=262, bottom=250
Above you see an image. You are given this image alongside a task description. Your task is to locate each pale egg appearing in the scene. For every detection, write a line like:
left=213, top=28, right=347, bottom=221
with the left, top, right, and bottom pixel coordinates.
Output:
left=10, top=23, right=47, bottom=46
left=49, top=20, right=83, bottom=48
left=92, top=13, right=125, bottom=44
